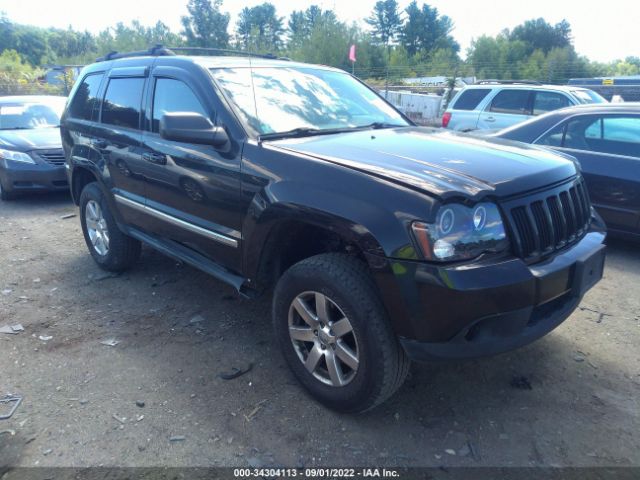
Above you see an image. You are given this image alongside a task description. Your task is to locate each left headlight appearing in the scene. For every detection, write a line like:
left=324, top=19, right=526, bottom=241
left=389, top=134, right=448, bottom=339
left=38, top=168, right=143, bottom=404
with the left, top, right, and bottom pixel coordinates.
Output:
left=411, top=202, right=509, bottom=262
left=0, top=148, right=35, bottom=164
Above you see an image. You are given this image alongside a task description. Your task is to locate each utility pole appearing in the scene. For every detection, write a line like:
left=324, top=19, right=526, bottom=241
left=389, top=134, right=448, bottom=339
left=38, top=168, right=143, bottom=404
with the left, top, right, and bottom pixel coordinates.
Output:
left=385, top=44, right=390, bottom=99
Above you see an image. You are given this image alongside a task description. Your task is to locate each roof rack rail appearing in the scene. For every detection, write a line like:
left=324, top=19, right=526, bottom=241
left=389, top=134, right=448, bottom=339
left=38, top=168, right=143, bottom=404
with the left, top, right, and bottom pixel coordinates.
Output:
left=475, top=79, right=543, bottom=85
left=166, top=46, right=290, bottom=61
left=95, top=45, right=291, bottom=63
left=96, top=44, right=175, bottom=62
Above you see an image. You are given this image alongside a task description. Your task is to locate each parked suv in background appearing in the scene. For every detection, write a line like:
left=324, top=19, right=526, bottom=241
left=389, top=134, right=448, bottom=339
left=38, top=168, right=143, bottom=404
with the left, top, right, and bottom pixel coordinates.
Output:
left=61, top=47, right=606, bottom=413
left=443, top=81, right=606, bottom=131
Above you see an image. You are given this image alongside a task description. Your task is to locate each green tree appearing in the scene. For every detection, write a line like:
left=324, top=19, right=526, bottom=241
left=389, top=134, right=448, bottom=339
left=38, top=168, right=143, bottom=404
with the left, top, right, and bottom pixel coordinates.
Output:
left=0, top=49, right=60, bottom=95
left=401, top=2, right=459, bottom=58
left=509, top=18, right=572, bottom=54
left=287, top=6, right=337, bottom=50
left=236, top=3, right=284, bottom=52
left=181, top=0, right=230, bottom=48
left=366, top=0, right=402, bottom=47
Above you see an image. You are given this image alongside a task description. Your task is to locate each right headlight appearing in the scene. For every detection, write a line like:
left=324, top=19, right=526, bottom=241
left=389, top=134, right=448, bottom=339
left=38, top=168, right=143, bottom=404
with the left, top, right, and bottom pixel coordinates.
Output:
left=411, top=202, right=509, bottom=262
left=0, top=148, right=35, bottom=164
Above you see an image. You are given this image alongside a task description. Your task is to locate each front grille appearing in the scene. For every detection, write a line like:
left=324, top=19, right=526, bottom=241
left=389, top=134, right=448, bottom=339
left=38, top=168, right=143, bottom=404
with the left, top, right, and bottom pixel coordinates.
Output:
left=35, top=149, right=66, bottom=166
left=502, top=178, right=592, bottom=261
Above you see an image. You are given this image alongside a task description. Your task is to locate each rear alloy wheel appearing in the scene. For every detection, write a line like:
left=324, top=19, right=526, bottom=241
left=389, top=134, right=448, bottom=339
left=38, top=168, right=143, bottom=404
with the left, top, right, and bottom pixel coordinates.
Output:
left=85, top=200, right=110, bottom=256
left=79, top=182, right=141, bottom=272
left=273, top=253, right=410, bottom=413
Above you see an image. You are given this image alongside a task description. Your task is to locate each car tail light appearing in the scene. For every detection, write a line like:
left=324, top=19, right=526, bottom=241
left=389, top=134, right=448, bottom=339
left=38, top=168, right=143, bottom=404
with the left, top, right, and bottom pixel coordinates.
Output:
left=442, top=112, right=452, bottom=128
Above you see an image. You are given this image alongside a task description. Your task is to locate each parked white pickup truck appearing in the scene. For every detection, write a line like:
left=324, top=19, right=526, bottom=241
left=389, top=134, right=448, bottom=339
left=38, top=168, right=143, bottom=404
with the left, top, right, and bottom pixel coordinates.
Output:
left=443, top=81, right=606, bottom=131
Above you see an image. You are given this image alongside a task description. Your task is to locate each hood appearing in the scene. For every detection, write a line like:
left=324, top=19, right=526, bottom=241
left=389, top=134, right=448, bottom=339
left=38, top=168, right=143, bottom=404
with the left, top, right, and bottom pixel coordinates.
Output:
left=0, top=128, right=62, bottom=151
left=271, top=127, right=577, bottom=199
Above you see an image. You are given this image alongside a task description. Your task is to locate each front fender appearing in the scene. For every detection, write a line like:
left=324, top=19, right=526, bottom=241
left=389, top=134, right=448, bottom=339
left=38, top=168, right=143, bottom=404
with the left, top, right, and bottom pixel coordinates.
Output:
left=241, top=180, right=423, bottom=280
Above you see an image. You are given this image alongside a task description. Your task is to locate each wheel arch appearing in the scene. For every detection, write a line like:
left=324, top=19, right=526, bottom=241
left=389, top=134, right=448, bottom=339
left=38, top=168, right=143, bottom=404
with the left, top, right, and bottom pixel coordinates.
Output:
left=243, top=195, right=399, bottom=291
left=70, top=165, right=99, bottom=205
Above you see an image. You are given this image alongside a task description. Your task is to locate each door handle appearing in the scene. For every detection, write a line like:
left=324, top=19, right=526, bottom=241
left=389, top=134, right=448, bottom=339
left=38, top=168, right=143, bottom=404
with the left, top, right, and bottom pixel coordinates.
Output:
left=142, top=152, right=167, bottom=165
left=485, top=116, right=496, bottom=123
left=90, top=138, right=108, bottom=149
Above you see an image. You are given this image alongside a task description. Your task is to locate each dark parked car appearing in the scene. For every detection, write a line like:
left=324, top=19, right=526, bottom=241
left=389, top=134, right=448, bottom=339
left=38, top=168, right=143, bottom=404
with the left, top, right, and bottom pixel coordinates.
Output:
left=494, top=104, right=640, bottom=240
left=0, top=95, right=68, bottom=200
left=61, top=48, right=606, bottom=412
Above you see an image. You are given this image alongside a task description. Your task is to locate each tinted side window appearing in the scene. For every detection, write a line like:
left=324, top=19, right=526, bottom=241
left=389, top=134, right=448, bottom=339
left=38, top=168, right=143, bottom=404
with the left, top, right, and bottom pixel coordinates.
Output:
left=68, top=73, right=103, bottom=120
left=533, top=92, right=570, bottom=115
left=101, top=77, right=145, bottom=129
left=152, top=78, right=208, bottom=133
left=602, top=117, right=640, bottom=145
left=563, top=116, right=640, bottom=158
left=452, top=89, right=491, bottom=111
left=489, top=90, right=530, bottom=115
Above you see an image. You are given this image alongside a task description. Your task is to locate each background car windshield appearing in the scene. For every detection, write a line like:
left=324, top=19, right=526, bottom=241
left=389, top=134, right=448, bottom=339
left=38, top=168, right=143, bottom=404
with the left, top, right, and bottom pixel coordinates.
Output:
left=0, top=98, right=65, bottom=130
left=211, top=67, right=408, bottom=135
left=571, top=90, right=606, bottom=104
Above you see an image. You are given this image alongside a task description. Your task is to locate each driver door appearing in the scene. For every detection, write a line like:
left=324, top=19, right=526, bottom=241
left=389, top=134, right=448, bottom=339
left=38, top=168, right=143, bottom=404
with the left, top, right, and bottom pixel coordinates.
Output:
left=140, top=68, right=243, bottom=271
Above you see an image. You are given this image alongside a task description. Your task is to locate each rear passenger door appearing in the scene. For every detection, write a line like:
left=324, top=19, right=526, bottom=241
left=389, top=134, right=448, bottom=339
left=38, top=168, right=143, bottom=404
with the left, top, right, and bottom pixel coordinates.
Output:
left=140, top=67, right=243, bottom=271
left=93, top=67, right=149, bottom=228
left=61, top=72, right=104, bottom=174
left=477, top=89, right=532, bottom=130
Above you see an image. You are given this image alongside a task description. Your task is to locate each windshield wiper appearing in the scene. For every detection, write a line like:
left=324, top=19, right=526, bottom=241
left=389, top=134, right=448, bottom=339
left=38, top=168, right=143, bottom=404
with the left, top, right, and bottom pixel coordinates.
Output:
left=355, top=121, right=407, bottom=130
left=259, top=127, right=322, bottom=141
left=258, top=122, right=408, bottom=142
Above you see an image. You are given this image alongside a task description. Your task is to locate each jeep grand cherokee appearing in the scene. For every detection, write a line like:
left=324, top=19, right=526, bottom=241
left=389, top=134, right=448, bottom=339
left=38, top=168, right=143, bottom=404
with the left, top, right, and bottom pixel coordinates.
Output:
left=61, top=47, right=606, bottom=413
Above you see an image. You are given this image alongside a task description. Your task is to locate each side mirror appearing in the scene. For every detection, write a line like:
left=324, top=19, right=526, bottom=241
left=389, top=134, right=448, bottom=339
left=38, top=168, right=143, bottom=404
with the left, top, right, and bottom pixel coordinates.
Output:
left=159, top=112, right=229, bottom=147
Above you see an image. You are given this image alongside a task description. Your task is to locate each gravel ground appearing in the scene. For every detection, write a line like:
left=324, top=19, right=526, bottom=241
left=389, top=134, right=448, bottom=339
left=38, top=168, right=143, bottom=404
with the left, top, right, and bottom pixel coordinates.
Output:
left=0, top=193, right=639, bottom=469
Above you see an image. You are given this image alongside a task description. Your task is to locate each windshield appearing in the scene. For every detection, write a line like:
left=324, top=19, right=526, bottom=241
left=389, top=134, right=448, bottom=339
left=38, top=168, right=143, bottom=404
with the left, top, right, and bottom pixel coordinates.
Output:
left=210, top=67, right=408, bottom=136
left=571, top=89, right=607, bottom=104
left=0, top=97, right=66, bottom=130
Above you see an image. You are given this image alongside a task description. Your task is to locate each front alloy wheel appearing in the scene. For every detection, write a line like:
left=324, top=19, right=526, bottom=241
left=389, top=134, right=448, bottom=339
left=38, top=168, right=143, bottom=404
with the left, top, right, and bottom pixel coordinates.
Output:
left=289, top=291, right=359, bottom=387
left=273, top=253, right=410, bottom=413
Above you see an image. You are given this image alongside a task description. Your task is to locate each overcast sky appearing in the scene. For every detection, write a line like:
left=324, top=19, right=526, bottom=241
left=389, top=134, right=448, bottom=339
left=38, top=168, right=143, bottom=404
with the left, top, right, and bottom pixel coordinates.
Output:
left=0, top=0, right=637, bottom=62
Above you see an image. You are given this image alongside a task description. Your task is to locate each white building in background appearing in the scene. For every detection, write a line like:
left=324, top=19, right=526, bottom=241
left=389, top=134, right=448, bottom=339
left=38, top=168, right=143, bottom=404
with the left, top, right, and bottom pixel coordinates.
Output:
left=401, top=76, right=476, bottom=88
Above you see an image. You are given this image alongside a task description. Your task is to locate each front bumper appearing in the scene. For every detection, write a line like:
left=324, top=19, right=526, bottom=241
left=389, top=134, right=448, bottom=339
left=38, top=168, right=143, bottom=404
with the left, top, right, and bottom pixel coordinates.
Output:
left=375, top=225, right=606, bottom=362
left=0, top=160, right=68, bottom=193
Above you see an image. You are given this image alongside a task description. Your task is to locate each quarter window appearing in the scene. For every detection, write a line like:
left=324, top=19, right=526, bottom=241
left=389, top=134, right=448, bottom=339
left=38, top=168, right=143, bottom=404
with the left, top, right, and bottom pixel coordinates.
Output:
left=489, top=90, right=531, bottom=115
left=536, top=123, right=565, bottom=147
left=101, top=77, right=145, bottom=130
left=68, top=73, right=103, bottom=121
left=152, top=78, right=208, bottom=133
left=452, top=89, right=491, bottom=111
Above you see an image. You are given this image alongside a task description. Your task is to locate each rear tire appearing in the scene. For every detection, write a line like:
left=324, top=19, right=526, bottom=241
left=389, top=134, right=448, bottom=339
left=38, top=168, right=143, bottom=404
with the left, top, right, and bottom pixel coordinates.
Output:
left=273, top=253, right=410, bottom=413
left=79, top=182, right=141, bottom=272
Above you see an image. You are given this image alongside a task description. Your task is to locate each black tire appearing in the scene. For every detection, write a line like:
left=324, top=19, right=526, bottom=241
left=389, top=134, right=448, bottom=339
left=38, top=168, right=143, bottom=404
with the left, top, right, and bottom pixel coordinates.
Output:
left=273, top=253, right=410, bottom=413
left=0, top=178, right=16, bottom=201
left=79, top=182, right=141, bottom=272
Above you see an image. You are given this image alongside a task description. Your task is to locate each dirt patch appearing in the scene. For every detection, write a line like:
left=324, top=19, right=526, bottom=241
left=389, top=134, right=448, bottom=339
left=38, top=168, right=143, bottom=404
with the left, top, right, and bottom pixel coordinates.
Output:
left=1, top=193, right=639, bottom=468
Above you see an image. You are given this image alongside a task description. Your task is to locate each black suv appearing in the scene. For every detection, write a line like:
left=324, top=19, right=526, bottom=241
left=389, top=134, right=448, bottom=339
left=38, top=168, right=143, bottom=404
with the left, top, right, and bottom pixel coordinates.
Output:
left=61, top=48, right=606, bottom=413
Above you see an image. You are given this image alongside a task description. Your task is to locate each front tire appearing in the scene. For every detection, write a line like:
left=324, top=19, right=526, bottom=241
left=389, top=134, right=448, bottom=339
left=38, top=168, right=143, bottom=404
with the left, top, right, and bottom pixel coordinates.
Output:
left=273, top=253, right=410, bottom=413
left=0, top=179, right=16, bottom=201
left=79, top=182, right=141, bottom=272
